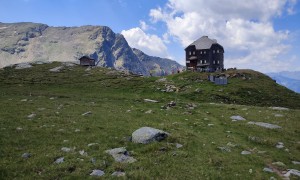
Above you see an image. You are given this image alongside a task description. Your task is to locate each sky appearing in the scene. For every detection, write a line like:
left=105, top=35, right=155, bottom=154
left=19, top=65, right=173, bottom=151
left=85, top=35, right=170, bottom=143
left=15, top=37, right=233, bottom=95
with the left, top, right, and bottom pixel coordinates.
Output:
left=0, top=0, right=300, bottom=73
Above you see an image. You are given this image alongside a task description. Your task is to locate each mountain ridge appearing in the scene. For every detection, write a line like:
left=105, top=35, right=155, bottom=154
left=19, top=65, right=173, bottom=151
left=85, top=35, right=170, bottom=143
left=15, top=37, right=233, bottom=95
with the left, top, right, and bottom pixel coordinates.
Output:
left=0, top=22, right=183, bottom=75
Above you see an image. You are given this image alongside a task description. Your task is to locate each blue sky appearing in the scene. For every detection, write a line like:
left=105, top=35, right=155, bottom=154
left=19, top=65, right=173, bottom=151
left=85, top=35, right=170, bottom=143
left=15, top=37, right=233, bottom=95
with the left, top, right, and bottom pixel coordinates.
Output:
left=1, top=0, right=300, bottom=73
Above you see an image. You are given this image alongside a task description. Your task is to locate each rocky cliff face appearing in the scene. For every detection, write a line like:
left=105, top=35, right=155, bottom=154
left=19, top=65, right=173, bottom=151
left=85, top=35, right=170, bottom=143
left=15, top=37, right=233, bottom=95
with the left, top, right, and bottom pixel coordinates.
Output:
left=133, top=48, right=183, bottom=76
left=0, top=22, right=183, bottom=75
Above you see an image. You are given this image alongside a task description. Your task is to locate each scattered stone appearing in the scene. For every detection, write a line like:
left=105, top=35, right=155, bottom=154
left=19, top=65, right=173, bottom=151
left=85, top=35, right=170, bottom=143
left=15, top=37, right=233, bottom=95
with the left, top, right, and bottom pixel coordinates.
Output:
left=49, top=97, right=55, bottom=100
left=292, top=161, right=300, bottom=165
left=226, top=142, right=237, bottom=147
left=132, top=127, right=169, bottom=144
left=167, top=101, right=176, bottom=107
left=270, top=107, right=289, bottom=111
left=27, top=113, right=36, bottom=119
left=274, top=114, right=284, bottom=117
left=15, top=63, right=32, bottom=69
left=283, top=169, right=300, bottom=178
left=195, top=88, right=202, bottom=93
left=22, top=153, right=31, bottom=159
left=16, top=127, right=23, bottom=131
left=21, top=99, right=27, bottom=102
left=230, top=115, right=246, bottom=121
left=276, top=142, right=284, bottom=149
left=75, top=129, right=80, bottom=132
left=81, top=111, right=92, bottom=116
left=247, top=122, right=281, bottom=129
left=105, top=147, right=136, bottom=163
left=186, top=103, right=197, bottom=110
left=272, top=162, right=286, bottom=167
left=164, top=84, right=177, bottom=92
left=79, top=150, right=87, bottom=156
left=49, top=66, right=63, bottom=72
left=156, top=78, right=167, bottom=82
left=208, top=124, right=214, bottom=127
left=37, top=108, right=46, bottom=111
left=112, top=171, right=126, bottom=177
left=145, top=110, right=153, bottom=114
left=61, top=147, right=72, bottom=152
left=54, top=157, right=64, bottom=164
left=144, top=99, right=159, bottom=103
left=176, top=143, right=183, bottom=149
left=88, top=143, right=98, bottom=147
left=90, top=169, right=105, bottom=177
left=249, top=169, right=253, bottom=174
left=218, top=146, right=231, bottom=152
left=241, top=151, right=251, bottom=155
left=263, top=167, right=274, bottom=173
left=63, top=140, right=69, bottom=143
left=85, top=67, right=91, bottom=71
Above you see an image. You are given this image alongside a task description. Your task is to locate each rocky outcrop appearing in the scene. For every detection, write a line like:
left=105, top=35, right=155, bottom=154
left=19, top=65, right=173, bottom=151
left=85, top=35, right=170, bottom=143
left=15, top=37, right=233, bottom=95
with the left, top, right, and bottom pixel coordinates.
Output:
left=0, top=22, right=183, bottom=75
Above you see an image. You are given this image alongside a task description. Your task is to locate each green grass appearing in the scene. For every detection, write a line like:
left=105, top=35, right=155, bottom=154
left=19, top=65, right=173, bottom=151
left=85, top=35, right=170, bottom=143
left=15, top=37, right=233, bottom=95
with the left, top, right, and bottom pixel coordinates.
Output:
left=0, top=62, right=299, bottom=179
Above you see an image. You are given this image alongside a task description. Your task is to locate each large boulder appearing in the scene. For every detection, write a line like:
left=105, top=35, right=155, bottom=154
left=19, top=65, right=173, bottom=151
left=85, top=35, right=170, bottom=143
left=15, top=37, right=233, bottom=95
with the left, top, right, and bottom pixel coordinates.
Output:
left=132, top=127, right=169, bottom=144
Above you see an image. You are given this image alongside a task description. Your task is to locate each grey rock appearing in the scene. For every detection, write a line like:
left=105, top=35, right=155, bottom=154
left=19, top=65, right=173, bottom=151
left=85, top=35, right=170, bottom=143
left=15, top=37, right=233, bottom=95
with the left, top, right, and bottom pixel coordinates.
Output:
left=156, top=78, right=167, bottom=82
left=274, top=114, right=284, bottom=117
left=87, top=143, right=98, bottom=147
left=111, top=171, right=126, bottom=177
left=79, top=150, right=87, bottom=156
left=218, top=146, right=231, bottom=152
left=22, top=153, right=31, bottom=158
left=292, top=161, right=300, bottom=165
left=27, top=113, right=36, bottom=119
left=105, top=147, right=136, bottom=163
left=230, top=115, right=246, bottom=121
left=283, top=169, right=300, bottom=178
left=263, top=167, right=274, bottom=173
left=54, top=157, right=64, bottom=164
left=247, top=121, right=281, bottom=129
left=241, top=151, right=251, bottom=155
left=61, top=147, right=72, bottom=152
left=269, top=107, right=289, bottom=111
left=82, top=111, right=92, bottom=116
left=144, top=99, right=159, bottom=103
left=276, top=142, right=284, bottom=149
left=132, top=127, right=169, bottom=144
left=90, top=169, right=105, bottom=177
left=226, top=142, right=237, bottom=147
left=176, top=143, right=183, bottom=149
left=145, top=110, right=153, bottom=114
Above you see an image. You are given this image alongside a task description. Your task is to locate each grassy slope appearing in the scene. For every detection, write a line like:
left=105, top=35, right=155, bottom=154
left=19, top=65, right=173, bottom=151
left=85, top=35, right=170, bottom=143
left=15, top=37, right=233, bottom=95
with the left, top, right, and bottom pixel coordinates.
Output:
left=0, top=62, right=299, bottom=179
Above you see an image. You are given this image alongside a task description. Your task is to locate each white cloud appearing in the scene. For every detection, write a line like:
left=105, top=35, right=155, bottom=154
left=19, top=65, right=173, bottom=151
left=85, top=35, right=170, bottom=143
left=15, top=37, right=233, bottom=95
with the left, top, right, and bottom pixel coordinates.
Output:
left=149, top=0, right=298, bottom=72
left=139, top=20, right=149, bottom=31
left=121, top=27, right=168, bottom=58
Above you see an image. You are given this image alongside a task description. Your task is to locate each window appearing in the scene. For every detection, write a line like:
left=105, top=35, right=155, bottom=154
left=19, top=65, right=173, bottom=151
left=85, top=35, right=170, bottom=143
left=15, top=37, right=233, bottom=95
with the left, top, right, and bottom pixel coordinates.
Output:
left=193, top=51, right=195, bottom=55
left=200, top=51, right=202, bottom=54
left=217, top=50, right=220, bottom=53
left=213, top=50, right=215, bottom=54
left=217, top=60, right=220, bottom=64
left=189, top=51, right=191, bottom=55
left=213, top=60, right=216, bottom=64
left=204, top=51, right=206, bottom=54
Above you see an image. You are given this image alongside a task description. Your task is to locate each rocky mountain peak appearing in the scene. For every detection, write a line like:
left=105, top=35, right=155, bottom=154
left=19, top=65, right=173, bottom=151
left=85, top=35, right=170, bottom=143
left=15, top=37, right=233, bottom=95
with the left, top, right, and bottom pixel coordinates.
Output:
left=0, top=22, right=183, bottom=75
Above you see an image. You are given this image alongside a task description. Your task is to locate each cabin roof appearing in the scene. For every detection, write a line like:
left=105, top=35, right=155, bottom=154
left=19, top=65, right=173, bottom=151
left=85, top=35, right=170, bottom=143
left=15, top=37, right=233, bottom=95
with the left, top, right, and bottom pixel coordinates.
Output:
left=186, top=36, right=222, bottom=50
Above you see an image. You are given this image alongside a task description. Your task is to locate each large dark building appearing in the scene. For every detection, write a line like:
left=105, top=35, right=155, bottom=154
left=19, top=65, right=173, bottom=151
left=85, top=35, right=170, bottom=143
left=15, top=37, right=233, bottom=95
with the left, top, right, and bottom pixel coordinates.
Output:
left=185, top=36, right=224, bottom=72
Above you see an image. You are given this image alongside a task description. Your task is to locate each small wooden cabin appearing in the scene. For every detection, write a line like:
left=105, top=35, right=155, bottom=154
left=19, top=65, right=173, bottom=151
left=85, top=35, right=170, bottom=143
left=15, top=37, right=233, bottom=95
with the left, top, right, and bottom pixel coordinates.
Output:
left=79, top=56, right=96, bottom=66
left=185, top=36, right=224, bottom=72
